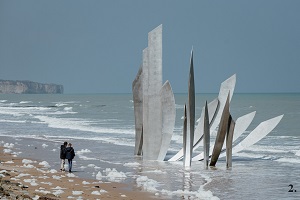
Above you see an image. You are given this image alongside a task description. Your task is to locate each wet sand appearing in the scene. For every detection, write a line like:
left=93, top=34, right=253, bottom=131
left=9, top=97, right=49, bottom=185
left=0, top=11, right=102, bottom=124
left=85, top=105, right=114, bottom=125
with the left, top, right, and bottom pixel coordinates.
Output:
left=0, top=146, right=159, bottom=200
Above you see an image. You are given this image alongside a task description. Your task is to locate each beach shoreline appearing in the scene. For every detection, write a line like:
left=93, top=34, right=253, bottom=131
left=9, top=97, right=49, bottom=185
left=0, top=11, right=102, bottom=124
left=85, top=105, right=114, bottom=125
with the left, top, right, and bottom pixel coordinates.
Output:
left=0, top=143, right=161, bottom=200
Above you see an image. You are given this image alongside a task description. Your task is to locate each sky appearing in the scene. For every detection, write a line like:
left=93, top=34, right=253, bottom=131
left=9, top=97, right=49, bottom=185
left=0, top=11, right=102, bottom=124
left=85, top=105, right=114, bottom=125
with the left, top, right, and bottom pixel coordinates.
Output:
left=0, top=0, right=299, bottom=94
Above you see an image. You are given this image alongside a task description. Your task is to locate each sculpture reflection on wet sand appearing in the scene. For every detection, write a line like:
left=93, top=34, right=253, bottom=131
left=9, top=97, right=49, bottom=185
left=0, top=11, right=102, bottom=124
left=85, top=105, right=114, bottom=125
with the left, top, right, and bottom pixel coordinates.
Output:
left=132, top=24, right=284, bottom=168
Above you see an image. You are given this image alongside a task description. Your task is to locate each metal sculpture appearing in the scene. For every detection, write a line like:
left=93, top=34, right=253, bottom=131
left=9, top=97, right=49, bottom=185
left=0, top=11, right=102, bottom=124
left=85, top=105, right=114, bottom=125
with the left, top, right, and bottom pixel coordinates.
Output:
left=192, top=111, right=256, bottom=161
left=229, top=115, right=284, bottom=155
left=182, top=104, right=188, bottom=166
left=183, top=50, right=195, bottom=167
left=168, top=75, right=236, bottom=162
left=226, top=115, right=235, bottom=168
left=157, top=81, right=176, bottom=161
left=210, top=93, right=231, bottom=166
left=132, top=24, right=284, bottom=167
left=132, top=66, right=143, bottom=156
left=142, top=25, right=163, bottom=160
left=203, top=101, right=210, bottom=168
left=132, top=24, right=176, bottom=161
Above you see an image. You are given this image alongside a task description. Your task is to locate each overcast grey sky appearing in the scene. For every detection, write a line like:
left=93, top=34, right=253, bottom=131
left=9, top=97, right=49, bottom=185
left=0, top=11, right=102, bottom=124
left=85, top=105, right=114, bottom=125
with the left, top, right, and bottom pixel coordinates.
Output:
left=0, top=0, right=299, bottom=94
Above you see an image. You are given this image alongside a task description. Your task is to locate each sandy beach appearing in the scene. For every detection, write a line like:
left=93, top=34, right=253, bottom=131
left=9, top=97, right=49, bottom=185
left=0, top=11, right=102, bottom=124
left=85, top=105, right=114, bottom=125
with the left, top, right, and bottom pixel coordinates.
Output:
left=0, top=146, right=159, bottom=200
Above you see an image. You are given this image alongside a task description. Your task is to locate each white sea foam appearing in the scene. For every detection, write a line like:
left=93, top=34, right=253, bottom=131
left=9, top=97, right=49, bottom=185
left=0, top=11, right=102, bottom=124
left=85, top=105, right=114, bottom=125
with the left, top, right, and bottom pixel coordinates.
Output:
left=82, top=181, right=90, bottom=185
left=136, top=176, right=160, bottom=192
left=66, top=173, right=76, bottom=177
left=77, top=149, right=92, bottom=153
left=52, top=186, right=65, bottom=190
left=16, top=173, right=30, bottom=178
left=295, top=150, right=300, bottom=156
left=39, top=161, right=51, bottom=168
left=30, top=181, right=39, bottom=186
left=91, top=191, right=101, bottom=195
left=20, top=101, right=32, bottom=104
left=48, top=169, right=57, bottom=174
left=275, top=157, right=300, bottom=164
left=64, top=107, right=73, bottom=111
left=0, top=119, right=27, bottom=123
left=35, top=189, right=51, bottom=194
left=72, top=191, right=83, bottom=195
left=123, top=162, right=140, bottom=167
left=53, top=189, right=64, bottom=196
left=33, top=115, right=134, bottom=135
left=143, top=169, right=167, bottom=174
left=3, top=149, right=12, bottom=153
left=95, top=171, right=102, bottom=180
left=105, top=168, right=127, bottom=182
left=24, top=178, right=36, bottom=183
left=161, top=188, right=220, bottom=200
left=41, top=182, right=53, bottom=185
left=246, top=145, right=286, bottom=153
left=22, top=159, right=35, bottom=164
left=79, top=155, right=98, bottom=160
left=23, top=164, right=35, bottom=168
left=96, top=168, right=127, bottom=182
left=38, top=176, right=49, bottom=179
left=55, top=103, right=68, bottom=107
left=52, top=175, right=61, bottom=180
left=4, top=143, right=14, bottom=148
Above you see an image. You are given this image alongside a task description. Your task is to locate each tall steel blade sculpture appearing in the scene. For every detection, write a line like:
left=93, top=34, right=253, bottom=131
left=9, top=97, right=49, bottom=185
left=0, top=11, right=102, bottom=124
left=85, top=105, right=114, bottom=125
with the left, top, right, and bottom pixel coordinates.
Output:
left=203, top=101, right=210, bottom=168
left=210, top=93, right=231, bottom=166
left=157, top=81, right=176, bottom=161
left=132, top=66, right=143, bottom=156
left=231, top=115, right=284, bottom=155
left=192, top=111, right=256, bottom=161
left=182, top=104, right=188, bottom=166
left=226, top=115, right=235, bottom=168
left=132, top=24, right=284, bottom=167
left=133, top=25, right=176, bottom=161
left=168, top=98, right=219, bottom=161
left=183, top=50, right=195, bottom=167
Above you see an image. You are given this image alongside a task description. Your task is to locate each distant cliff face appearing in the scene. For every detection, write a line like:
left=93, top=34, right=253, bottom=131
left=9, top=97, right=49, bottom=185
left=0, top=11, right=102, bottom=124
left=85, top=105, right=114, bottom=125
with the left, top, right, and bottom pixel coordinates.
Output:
left=0, top=80, right=64, bottom=94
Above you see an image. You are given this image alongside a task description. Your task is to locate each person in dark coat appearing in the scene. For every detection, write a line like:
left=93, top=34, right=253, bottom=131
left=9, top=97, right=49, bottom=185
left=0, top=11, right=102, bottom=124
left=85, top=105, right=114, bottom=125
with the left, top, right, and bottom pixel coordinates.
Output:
left=65, top=143, right=75, bottom=172
left=60, top=141, right=68, bottom=171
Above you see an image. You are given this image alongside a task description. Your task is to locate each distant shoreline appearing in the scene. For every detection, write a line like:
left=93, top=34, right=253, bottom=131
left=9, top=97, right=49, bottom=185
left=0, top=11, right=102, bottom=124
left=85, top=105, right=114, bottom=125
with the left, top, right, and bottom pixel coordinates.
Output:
left=0, top=80, right=63, bottom=94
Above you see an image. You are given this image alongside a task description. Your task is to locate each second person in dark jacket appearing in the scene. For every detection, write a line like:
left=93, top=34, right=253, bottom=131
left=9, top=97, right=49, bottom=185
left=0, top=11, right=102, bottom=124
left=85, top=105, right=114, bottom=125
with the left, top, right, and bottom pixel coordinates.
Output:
left=66, top=143, right=75, bottom=173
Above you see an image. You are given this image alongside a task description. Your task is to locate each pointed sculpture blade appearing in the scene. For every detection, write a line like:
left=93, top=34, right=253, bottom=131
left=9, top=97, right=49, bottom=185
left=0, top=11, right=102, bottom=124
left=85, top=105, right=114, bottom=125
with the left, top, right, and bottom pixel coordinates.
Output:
left=210, top=74, right=236, bottom=134
left=210, top=92, right=231, bottom=166
left=203, top=101, right=210, bottom=168
left=168, top=98, right=218, bottom=161
left=229, top=115, right=284, bottom=155
left=193, top=98, right=219, bottom=148
left=226, top=115, right=235, bottom=168
left=184, top=49, right=195, bottom=167
left=182, top=104, right=189, bottom=167
left=192, top=111, right=256, bottom=161
left=142, top=25, right=163, bottom=160
left=132, top=66, right=143, bottom=155
left=157, top=81, right=176, bottom=161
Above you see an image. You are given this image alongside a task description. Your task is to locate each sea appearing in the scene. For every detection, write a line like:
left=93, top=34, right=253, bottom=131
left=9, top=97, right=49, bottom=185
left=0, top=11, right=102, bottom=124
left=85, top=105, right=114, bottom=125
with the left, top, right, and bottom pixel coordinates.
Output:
left=0, top=93, right=299, bottom=200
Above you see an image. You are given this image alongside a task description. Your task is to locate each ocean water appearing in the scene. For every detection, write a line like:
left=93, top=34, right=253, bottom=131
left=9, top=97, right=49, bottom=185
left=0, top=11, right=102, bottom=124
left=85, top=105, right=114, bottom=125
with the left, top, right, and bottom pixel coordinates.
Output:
left=0, top=93, right=300, bottom=199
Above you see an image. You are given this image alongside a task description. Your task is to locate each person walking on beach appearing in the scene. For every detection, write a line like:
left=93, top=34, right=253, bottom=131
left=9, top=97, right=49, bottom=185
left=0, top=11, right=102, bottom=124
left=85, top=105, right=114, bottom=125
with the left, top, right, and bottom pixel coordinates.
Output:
left=66, top=143, right=75, bottom=173
left=60, top=141, right=68, bottom=171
